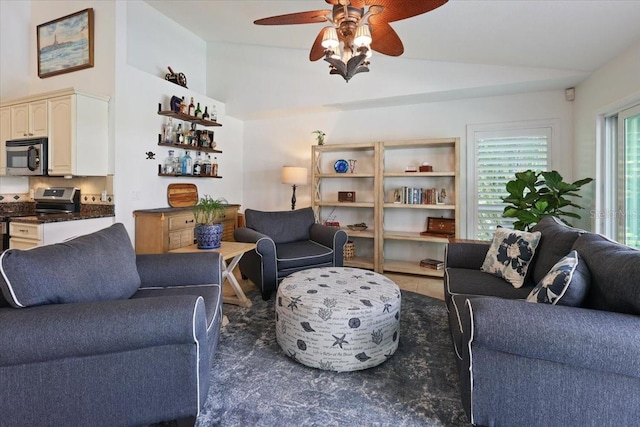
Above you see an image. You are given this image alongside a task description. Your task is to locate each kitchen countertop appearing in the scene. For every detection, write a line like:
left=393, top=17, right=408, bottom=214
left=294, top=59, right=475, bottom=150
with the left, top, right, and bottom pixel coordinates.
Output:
left=10, top=211, right=115, bottom=224
left=1, top=202, right=115, bottom=224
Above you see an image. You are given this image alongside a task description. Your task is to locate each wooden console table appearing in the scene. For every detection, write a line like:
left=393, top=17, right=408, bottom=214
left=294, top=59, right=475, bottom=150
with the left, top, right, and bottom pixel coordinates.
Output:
left=170, top=241, right=256, bottom=308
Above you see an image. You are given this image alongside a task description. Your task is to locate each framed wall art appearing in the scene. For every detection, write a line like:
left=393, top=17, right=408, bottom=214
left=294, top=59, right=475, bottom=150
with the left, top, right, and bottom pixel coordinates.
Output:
left=37, top=8, right=94, bottom=78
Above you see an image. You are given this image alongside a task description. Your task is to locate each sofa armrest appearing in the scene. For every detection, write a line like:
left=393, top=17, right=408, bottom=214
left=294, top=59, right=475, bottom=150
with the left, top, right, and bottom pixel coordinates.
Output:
left=0, top=295, right=208, bottom=367
left=445, top=242, right=491, bottom=269
left=465, top=297, right=640, bottom=378
left=309, top=224, right=348, bottom=249
left=234, top=227, right=276, bottom=257
left=136, top=252, right=222, bottom=289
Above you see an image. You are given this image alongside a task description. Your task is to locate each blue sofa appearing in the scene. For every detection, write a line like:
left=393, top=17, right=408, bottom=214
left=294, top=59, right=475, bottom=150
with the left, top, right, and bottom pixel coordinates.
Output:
left=234, top=207, right=348, bottom=300
left=445, top=217, right=640, bottom=426
left=0, top=223, right=223, bottom=426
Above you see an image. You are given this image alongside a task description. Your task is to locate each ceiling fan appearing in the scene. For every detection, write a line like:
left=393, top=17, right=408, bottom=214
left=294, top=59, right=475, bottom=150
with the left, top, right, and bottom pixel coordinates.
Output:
left=254, top=0, right=449, bottom=82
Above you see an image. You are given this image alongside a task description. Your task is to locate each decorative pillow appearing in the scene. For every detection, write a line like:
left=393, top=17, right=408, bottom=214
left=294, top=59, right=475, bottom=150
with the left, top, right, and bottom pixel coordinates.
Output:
left=526, top=250, right=590, bottom=306
left=0, top=223, right=140, bottom=308
left=481, top=227, right=541, bottom=288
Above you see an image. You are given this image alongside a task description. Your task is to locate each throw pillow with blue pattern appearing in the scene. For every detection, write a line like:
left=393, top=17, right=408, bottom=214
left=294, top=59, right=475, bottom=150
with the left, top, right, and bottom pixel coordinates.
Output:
left=481, top=227, right=541, bottom=288
left=526, top=250, right=590, bottom=306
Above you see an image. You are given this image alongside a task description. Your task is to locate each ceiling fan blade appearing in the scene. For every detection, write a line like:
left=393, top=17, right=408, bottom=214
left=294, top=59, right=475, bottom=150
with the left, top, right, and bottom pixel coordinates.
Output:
left=350, top=0, right=366, bottom=7
left=254, top=10, right=331, bottom=26
left=310, top=28, right=327, bottom=62
left=365, top=0, right=448, bottom=23
left=369, top=21, right=404, bottom=56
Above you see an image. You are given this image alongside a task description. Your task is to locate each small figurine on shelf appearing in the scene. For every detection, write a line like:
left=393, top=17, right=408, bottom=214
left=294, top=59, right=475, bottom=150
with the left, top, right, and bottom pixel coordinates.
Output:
left=312, top=130, right=325, bottom=145
left=349, top=159, right=357, bottom=173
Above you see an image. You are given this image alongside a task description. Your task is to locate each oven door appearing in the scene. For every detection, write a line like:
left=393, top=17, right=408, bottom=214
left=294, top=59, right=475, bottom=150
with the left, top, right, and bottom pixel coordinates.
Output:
left=5, top=138, right=48, bottom=176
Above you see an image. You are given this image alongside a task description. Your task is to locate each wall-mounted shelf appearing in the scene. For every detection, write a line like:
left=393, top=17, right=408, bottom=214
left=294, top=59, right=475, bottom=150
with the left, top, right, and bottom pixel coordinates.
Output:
left=157, top=109, right=221, bottom=127
left=157, top=136, right=222, bottom=154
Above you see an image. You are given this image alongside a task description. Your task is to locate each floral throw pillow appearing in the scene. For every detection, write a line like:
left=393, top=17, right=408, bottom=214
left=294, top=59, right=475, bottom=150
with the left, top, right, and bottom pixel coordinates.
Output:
left=526, top=250, right=590, bottom=306
left=481, top=228, right=542, bottom=288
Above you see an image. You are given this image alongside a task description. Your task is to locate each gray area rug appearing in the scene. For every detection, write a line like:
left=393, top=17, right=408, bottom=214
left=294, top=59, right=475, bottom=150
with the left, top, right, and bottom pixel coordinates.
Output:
left=195, top=290, right=469, bottom=426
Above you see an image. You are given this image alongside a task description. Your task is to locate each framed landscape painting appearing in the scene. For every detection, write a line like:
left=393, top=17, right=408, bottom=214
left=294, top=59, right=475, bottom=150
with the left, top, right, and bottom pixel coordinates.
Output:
left=37, top=8, right=94, bottom=78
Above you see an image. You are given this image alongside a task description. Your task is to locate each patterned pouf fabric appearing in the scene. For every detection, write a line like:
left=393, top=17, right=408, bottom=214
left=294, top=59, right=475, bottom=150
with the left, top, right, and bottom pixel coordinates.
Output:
left=276, top=267, right=401, bottom=372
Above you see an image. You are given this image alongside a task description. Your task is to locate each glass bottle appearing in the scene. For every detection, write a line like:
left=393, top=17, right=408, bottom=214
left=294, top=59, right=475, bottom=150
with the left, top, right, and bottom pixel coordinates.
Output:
left=164, top=118, right=174, bottom=144
left=195, top=102, right=202, bottom=118
left=164, top=150, right=179, bottom=175
left=181, top=150, right=193, bottom=175
left=179, top=96, right=187, bottom=114
left=176, top=123, right=184, bottom=144
left=211, top=105, right=218, bottom=122
left=203, top=154, right=212, bottom=176
left=202, top=106, right=209, bottom=120
left=188, top=97, right=195, bottom=116
left=193, top=151, right=203, bottom=176
left=212, top=156, right=219, bottom=177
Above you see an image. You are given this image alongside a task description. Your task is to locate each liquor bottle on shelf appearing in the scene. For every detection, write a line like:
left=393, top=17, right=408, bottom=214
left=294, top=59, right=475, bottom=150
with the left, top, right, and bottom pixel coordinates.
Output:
left=181, top=150, right=193, bottom=175
left=195, top=102, right=202, bottom=118
left=211, top=156, right=219, bottom=177
left=193, top=151, right=203, bottom=176
left=203, top=154, right=212, bottom=176
left=188, top=97, right=195, bottom=116
left=163, top=150, right=179, bottom=175
left=164, top=118, right=174, bottom=144
left=180, top=97, right=187, bottom=114
left=211, top=106, right=217, bottom=122
left=176, top=123, right=184, bottom=144
left=202, top=106, right=209, bottom=120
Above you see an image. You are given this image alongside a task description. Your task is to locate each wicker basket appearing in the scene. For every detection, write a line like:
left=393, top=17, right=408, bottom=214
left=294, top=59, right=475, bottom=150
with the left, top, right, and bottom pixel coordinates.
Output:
left=343, top=241, right=355, bottom=260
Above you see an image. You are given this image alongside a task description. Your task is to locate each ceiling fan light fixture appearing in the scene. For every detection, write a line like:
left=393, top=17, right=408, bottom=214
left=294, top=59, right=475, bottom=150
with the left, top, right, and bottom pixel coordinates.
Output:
left=321, top=27, right=339, bottom=49
left=354, top=24, right=372, bottom=47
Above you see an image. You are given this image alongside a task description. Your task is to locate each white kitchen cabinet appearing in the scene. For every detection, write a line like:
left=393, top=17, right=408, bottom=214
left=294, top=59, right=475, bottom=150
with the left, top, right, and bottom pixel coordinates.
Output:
left=0, top=106, right=10, bottom=175
left=9, top=217, right=115, bottom=249
left=0, top=88, right=110, bottom=177
left=48, top=92, right=109, bottom=176
left=10, top=100, right=47, bottom=139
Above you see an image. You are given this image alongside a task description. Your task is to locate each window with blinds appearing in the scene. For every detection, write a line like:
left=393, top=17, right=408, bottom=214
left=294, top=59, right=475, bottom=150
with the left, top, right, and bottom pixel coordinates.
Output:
left=468, top=126, right=551, bottom=241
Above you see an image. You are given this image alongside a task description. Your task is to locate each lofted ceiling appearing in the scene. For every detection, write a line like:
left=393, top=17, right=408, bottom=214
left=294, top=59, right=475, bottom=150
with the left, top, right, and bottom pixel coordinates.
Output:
left=145, top=0, right=640, bottom=72
left=143, top=0, right=640, bottom=118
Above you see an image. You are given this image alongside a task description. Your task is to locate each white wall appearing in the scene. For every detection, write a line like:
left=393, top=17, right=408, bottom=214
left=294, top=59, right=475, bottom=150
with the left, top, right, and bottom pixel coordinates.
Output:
left=242, top=89, right=574, bottom=238
left=112, top=1, right=242, bottom=238
left=574, top=40, right=640, bottom=230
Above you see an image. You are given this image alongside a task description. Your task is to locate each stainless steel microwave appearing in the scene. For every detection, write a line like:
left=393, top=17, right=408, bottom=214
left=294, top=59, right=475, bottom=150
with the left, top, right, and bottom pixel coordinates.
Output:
left=5, top=137, right=48, bottom=176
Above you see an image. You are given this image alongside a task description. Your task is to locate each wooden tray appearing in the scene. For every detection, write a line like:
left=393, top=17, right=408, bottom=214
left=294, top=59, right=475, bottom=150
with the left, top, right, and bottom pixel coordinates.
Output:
left=167, top=183, right=198, bottom=207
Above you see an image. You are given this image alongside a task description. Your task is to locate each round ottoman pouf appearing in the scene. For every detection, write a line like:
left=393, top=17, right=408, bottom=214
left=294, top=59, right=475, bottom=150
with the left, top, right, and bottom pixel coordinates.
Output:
left=275, top=267, right=401, bottom=372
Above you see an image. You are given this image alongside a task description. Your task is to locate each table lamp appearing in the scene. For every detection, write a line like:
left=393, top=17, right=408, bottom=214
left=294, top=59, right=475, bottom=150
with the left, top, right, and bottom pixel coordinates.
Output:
left=281, top=166, right=308, bottom=210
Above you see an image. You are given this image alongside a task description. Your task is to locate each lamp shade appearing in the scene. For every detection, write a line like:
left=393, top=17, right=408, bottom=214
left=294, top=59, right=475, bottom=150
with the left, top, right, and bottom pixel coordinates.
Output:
left=282, top=166, right=308, bottom=185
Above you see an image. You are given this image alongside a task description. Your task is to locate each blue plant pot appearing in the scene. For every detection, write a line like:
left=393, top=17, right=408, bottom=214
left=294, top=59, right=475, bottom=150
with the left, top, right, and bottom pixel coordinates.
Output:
left=195, top=223, right=223, bottom=249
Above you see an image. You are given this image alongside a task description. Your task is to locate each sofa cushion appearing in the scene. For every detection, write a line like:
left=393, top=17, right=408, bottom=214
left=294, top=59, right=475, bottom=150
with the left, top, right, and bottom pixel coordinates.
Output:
left=245, top=207, right=315, bottom=244
left=526, top=250, right=590, bottom=306
left=0, top=223, right=140, bottom=308
left=276, top=240, right=334, bottom=271
left=481, top=228, right=541, bottom=288
left=572, top=233, right=640, bottom=315
left=530, top=216, right=584, bottom=284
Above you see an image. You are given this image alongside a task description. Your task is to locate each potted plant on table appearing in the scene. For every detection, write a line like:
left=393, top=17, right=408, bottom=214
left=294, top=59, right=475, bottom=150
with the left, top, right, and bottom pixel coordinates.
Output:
left=193, top=195, right=228, bottom=249
left=502, top=170, right=593, bottom=231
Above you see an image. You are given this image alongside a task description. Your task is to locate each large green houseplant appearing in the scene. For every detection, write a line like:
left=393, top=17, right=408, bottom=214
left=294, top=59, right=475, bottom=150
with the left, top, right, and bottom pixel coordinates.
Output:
left=193, top=195, right=228, bottom=249
left=502, top=170, right=593, bottom=231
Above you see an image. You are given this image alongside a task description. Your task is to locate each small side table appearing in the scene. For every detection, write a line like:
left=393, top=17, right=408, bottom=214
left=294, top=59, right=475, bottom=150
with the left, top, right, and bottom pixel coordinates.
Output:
left=170, top=241, right=256, bottom=308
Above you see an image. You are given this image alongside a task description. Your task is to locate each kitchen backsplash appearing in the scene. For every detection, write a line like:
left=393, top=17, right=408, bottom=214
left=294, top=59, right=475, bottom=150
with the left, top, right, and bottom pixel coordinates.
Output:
left=0, top=176, right=114, bottom=205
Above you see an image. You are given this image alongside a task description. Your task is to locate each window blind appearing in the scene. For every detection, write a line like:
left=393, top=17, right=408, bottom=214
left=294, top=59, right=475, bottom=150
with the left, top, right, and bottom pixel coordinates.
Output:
left=476, top=136, right=548, bottom=240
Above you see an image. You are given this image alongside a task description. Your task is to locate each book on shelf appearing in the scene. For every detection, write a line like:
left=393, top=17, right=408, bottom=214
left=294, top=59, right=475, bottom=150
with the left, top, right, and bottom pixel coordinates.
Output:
left=420, top=258, right=444, bottom=269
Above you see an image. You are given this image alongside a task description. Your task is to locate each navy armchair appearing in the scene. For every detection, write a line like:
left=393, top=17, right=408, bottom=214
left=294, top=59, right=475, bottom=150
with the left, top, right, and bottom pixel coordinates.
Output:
left=234, top=207, right=348, bottom=300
